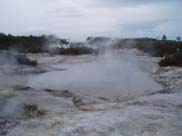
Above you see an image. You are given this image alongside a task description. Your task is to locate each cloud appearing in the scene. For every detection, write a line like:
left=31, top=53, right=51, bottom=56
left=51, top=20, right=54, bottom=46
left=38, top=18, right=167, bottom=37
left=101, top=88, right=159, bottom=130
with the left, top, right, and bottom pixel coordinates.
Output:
left=0, top=0, right=181, bottom=41
left=95, top=0, right=181, bottom=7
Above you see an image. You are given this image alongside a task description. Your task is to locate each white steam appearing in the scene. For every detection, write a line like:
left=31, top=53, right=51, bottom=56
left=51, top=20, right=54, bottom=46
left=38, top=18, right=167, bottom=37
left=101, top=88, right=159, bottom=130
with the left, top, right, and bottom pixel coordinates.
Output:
left=29, top=46, right=162, bottom=98
left=0, top=50, right=29, bottom=86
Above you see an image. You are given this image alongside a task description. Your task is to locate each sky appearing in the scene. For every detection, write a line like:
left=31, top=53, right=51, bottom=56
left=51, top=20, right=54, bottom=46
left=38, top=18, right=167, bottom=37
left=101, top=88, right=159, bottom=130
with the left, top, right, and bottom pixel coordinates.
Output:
left=0, top=0, right=181, bottom=41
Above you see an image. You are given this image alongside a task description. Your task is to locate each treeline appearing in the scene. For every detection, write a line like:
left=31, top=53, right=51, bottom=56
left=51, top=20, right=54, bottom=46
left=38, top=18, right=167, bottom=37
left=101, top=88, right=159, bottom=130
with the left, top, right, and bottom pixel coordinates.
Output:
left=113, top=39, right=182, bottom=57
left=0, top=33, right=68, bottom=53
left=0, top=33, right=98, bottom=55
left=0, top=33, right=44, bottom=53
left=0, top=33, right=97, bottom=55
left=87, top=37, right=182, bottom=57
left=0, top=33, right=182, bottom=57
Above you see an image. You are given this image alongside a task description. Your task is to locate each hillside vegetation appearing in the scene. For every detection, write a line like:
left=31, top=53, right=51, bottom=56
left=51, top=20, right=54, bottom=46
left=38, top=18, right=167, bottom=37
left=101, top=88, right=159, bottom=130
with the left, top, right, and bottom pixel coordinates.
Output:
left=87, top=37, right=182, bottom=57
left=0, top=33, right=182, bottom=57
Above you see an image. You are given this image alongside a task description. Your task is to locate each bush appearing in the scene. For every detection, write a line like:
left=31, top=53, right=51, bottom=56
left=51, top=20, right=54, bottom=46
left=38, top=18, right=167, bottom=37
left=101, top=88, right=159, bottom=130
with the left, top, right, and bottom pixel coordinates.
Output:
left=159, top=50, right=182, bottom=67
left=59, top=47, right=98, bottom=55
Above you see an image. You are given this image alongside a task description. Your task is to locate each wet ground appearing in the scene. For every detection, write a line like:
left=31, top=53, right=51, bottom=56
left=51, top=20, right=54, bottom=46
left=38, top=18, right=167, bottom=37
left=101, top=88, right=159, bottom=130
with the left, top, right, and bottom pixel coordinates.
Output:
left=0, top=50, right=182, bottom=136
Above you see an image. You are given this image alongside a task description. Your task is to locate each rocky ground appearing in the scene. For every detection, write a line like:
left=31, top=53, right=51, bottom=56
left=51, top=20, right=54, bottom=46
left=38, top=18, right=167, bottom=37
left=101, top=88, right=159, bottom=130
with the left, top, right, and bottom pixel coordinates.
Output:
left=0, top=51, right=182, bottom=136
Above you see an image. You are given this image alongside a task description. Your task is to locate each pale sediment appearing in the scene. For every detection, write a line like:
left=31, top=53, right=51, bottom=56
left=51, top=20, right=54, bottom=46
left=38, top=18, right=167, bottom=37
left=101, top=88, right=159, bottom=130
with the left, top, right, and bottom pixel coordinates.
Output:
left=0, top=52, right=182, bottom=136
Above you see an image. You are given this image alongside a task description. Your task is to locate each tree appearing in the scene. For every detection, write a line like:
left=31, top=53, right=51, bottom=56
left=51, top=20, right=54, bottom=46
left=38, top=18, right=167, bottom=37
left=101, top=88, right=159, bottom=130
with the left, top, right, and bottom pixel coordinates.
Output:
left=176, top=36, right=181, bottom=41
left=0, top=33, right=6, bottom=36
left=162, top=35, right=167, bottom=40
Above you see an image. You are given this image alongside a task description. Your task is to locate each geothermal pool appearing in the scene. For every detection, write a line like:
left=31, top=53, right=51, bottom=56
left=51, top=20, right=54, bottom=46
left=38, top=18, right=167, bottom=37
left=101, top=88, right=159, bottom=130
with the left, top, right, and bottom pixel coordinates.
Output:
left=2, top=52, right=182, bottom=136
left=29, top=54, right=162, bottom=98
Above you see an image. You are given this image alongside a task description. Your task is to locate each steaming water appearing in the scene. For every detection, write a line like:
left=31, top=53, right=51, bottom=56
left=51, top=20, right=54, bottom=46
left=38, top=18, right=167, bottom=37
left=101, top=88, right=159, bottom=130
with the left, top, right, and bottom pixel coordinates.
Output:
left=29, top=53, right=162, bottom=98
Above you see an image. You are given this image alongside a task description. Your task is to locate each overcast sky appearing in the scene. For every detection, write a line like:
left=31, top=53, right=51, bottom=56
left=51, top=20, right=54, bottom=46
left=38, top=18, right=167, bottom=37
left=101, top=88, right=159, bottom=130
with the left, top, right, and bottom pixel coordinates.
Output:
left=0, top=0, right=181, bottom=41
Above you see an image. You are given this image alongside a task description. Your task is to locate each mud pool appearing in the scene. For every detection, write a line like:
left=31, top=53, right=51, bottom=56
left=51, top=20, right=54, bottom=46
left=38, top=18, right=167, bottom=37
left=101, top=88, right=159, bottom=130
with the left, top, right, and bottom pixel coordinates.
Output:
left=28, top=53, right=162, bottom=98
